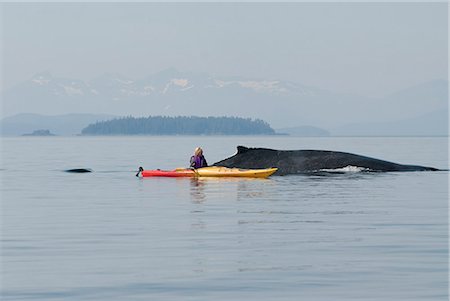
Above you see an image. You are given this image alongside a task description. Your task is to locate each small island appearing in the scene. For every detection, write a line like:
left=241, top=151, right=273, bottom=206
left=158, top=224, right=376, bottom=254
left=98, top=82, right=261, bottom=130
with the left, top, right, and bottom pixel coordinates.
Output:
left=81, top=116, right=276, bottom=135
left=22, top=129, right=56, bottom=136
left=276, top=126, right=330, bottom=137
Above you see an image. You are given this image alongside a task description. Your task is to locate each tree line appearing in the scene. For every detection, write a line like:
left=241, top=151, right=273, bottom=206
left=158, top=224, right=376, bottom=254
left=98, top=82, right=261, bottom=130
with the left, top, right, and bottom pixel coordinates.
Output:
left=81, top=116, right=276, bottom=135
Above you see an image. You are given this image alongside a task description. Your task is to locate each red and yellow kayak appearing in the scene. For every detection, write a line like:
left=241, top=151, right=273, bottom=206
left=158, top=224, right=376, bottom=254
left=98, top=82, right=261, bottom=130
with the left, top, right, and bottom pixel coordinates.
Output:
left=140, top=166, right=277, bottom=178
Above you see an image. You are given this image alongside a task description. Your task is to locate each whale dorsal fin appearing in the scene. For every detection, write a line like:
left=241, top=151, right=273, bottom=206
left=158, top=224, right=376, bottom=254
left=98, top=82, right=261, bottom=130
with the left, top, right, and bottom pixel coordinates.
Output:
left=237, top=146, right=249, bottom=154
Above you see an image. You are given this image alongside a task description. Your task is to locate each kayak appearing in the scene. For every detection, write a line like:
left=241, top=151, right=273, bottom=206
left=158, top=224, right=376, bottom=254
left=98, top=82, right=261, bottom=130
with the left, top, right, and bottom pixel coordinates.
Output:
left=140, top=166, right=278, bottom=178
left=141, top=166, right=277, bottom=178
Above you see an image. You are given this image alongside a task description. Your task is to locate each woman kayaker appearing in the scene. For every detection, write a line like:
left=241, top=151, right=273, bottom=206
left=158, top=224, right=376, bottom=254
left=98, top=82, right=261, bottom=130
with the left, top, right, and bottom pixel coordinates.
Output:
left=190, top=147, right=208, bottom=169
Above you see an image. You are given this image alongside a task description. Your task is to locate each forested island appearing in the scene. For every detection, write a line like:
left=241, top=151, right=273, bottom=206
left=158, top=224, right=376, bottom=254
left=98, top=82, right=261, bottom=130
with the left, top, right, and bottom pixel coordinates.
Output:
left=81, top=116, right=276, bottom=135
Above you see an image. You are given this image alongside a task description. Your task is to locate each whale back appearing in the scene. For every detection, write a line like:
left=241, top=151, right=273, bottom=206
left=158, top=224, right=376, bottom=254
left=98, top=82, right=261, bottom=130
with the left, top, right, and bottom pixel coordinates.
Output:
left=214, top=146, right=438, bottom=175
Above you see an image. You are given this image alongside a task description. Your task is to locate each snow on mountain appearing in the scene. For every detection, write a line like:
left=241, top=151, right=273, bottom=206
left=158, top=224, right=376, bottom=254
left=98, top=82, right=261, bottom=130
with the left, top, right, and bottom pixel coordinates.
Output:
left=5, top=69, right=321, bottom=101
left=162, top=78, right=193, bottom=94
left=32, top=75, right=51, bottom=86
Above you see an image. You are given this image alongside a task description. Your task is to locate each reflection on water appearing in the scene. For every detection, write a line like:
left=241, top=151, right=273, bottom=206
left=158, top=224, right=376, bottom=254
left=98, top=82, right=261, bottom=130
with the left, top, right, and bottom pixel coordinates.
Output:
left=189, top=178, right=207, bottom=203
left=189, top=177, right=274, bottom=204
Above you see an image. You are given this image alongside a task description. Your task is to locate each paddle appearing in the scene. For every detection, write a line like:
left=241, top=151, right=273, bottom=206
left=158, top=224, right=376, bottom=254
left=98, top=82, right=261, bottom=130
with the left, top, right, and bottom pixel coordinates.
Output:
left=191, top=167, right=202, bottom=177
left=176, top=167, right=200, bottom=176
left=135, top=166, right=144, bottom=177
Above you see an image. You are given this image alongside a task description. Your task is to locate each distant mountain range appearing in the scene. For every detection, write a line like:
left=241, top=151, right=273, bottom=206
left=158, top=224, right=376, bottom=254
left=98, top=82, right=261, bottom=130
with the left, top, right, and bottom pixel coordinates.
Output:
left=1, top=69, right=448, bottom=136
left=2, top=69, right=341, bottom=128
left=333, top=109, right=448, bottom=136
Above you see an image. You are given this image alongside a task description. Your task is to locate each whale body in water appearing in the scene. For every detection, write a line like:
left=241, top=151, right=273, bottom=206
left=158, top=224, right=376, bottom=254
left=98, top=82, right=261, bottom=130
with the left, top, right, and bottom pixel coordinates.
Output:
left=65, top=168, right=92, bottom=173
left=213, top=146, right=438, bottom=175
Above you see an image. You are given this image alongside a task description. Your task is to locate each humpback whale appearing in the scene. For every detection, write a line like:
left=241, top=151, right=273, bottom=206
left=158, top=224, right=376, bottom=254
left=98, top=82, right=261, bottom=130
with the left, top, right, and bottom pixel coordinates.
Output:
left=214, top=146, right=438, bottom=175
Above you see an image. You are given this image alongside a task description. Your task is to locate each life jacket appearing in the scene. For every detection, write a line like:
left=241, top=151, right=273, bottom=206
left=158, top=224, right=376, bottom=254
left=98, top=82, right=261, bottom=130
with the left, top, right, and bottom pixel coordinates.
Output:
left=191, top=155, right=207, bottom=168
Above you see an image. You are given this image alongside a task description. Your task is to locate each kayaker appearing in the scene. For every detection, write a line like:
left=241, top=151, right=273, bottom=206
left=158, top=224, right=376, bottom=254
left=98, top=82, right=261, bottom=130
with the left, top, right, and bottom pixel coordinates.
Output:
left=190, top=147, right=208, bottom=169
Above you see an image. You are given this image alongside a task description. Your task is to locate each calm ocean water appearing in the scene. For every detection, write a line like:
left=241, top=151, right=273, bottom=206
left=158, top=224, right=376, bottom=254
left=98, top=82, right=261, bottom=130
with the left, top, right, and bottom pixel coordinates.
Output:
left=1, top=136, right=448, bottom=300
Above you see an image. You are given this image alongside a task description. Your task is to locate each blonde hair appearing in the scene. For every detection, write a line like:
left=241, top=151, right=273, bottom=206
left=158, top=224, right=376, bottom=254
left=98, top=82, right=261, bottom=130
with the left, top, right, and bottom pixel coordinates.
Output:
left=194, top=147, right=203, bottom=156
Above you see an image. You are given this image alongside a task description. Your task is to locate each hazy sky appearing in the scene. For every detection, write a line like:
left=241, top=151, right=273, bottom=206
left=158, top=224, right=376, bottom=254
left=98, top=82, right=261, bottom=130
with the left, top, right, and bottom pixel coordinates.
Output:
left=1, top=2, right=448, bottom=97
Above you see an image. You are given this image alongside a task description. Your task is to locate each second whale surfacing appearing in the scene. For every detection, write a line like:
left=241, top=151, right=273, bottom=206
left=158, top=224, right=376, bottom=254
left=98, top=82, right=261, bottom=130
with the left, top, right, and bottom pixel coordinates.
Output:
left=213, top=146, right=439, bottom=175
